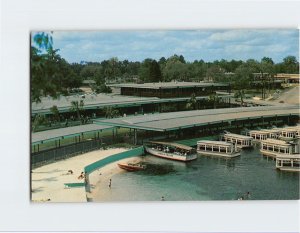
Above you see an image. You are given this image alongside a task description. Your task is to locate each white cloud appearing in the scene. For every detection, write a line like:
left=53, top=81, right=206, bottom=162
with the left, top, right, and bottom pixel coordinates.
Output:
left=209, top=30, right=250, bottom=41
left=264, top=44, right=289, bottom=53
left=47, top=29, right=298, bottom=63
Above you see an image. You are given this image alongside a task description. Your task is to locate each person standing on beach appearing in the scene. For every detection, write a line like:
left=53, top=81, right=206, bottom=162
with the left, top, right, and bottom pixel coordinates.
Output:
left=246, top=191, right=251, bottom=199
left=109, top=179, right=112, bottom=188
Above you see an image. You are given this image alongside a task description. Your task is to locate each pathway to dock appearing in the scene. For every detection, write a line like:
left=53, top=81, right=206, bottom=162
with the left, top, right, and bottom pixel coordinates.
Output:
left=272, top=85, right=300, bottom=105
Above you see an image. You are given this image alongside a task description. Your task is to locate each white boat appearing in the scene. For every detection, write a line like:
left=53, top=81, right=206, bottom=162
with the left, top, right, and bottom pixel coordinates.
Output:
left=220, top=133, right=253, bottom=148
left=260, top=139, right=293, bottom=158
left=278, top=127, right=299, bottom=141
left=197, top=140, right=240, bottom=158
left=247, top=129, right=280, bottom=141
left=144, top=141, right=197, bottom=162
left=276, top=154, right=300, bottom=172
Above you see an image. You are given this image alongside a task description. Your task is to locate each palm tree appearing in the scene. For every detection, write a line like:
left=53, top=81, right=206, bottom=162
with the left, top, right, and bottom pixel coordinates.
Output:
left=208, top=93, right=220, bottom=109
left=70, top=100, right=84, bottom=123
left=50, top=105, right=60, bottom=122
left=32, top=114, right=45, bottom=132
left=234, top=90, right=245, bottom=107
left=104, top=107, right=120, bottom=119
left=186, top=93, right=197, bottom=110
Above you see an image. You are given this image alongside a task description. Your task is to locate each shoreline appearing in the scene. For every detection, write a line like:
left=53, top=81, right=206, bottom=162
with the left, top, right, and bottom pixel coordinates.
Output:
left=31, top=147, right=132, bottom=202
left=87, top=156, right=143, bottom=202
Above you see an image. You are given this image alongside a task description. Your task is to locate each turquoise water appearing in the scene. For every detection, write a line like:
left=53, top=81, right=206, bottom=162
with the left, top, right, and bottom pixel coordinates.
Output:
left=93, top=147, right=299, bottom=201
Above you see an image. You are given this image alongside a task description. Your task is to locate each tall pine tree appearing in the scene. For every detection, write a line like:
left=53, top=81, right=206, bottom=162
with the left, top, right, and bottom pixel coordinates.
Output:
left=149, top=60, right=162, bottom=82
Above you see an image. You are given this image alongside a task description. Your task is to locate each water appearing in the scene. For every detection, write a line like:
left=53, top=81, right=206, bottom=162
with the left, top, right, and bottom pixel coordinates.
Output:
left=93, top=147, right=299, bottom=201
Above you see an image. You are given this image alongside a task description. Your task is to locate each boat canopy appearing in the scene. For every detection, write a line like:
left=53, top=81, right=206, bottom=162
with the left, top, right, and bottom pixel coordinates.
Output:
left=262, top=139, right=291, bottom=145
left=197, top=140, right=233, bottom=146
left=147, top=141, right=194, bottom=151
left=224, top=133, right=253, bottom=139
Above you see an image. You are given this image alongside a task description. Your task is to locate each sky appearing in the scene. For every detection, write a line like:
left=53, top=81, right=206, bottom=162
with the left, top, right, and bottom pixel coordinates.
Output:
left=36, top=29, right=299, bottom=63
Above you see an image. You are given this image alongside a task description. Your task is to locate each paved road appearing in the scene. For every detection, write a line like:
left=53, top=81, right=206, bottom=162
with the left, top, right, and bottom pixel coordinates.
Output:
left=272, top=86, right=300, bottom=105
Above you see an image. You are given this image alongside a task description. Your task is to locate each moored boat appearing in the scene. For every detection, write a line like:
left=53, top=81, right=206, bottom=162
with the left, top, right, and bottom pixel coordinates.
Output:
left=118, top=163, right=146, bottom=171
left=260, top=139, right=293, bottom=158
left=220, top=132, right=253, bottom=148
left=278, top=127, right=299, bottom=141
left=247, top=129, right=280, bottom=141
left=276, top=154, right=300, bottom=172
left=144, top=141, right=197, bottom=162
left=197, top=140, right=240, bottom=158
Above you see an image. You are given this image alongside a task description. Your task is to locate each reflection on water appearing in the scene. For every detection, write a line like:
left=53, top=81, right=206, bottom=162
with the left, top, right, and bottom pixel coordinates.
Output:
left=93, top=147, right=299, bottom=201
left=137, top=162, right=176, bottom=176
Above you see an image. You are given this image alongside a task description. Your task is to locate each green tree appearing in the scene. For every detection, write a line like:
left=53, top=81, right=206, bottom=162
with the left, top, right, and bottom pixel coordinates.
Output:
left=191, top=60, right=208, bottom=81
left=234, top=61, right=257, bottom=90
left=32, top=114, right=46, bottom=132
left=282, top=56, right=299, bottom=73
left=233, top=61, right=258, bottom=105
left=33, top=32, right=53, bottom=50
left=104, top=57, right=120, bottom=82
left=186, top=93, right=197, bottom=110
left=259, top=57, right=275, bottom=98
left=149, top=60, right=162, bottom=82
left=138, top=58, right=153, bottom=82
left=206, top=65, right=226, bottom=82
left=31, top=32, right=82, bottom=102
left=50, top=105, right=60, bottom=122
left=70, top=100, right=84, bottom=123
left=163, top=56, right=189, bottom=81
left=104, top=107, right=119, bottom=118
left=234, top=90, right=246, bottom=107
left=208, top=93, right=220, bottom=109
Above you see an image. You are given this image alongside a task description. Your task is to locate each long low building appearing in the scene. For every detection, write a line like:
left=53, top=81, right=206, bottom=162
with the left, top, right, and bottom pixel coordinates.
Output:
left=110, top=81, right=230, bottom=98
left=31, top=105, right=300, bottom=166
left=32, top=124, right=114, bottom=145
left=94, top=105, right=299, bottom=132
left=31, top=93, right=231, bottom=116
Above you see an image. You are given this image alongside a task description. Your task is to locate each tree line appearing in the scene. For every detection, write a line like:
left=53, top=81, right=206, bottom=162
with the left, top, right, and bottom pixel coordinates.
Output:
left=31, top=33, right=299, bottom=102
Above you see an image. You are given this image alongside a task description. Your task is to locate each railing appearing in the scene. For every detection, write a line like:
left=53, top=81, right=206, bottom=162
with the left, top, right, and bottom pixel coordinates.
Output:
left=31, top=139, right=105, bottom=168
left=84, top=146, right=144, bottom=174
left=84, top=146, right=144, bottom=193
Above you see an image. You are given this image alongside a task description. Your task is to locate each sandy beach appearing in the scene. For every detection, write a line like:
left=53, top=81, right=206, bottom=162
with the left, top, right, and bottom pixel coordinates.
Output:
left=31, top=148, right=132, bottom=202
left=87, top=156, right=142, bottom=202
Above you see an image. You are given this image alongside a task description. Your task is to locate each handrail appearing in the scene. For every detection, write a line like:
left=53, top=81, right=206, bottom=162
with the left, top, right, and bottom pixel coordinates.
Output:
left=84, top=146, right=144, bottom=174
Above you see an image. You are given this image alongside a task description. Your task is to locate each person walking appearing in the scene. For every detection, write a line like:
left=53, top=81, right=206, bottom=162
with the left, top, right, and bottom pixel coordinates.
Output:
left=108, top=179, right=112, bottom=188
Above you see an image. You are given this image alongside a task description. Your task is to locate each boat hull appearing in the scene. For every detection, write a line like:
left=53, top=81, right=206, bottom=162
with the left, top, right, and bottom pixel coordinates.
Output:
left=145, top=146, right=197, bottom=162
left=118, top=163, right=145, bottom=172
left=259, top=149, right=289, bottom=158
left=197, top=150, right=240, bottom=158
left=236, top=145, right=253, bottom=149
left=278, top=136, right=295, bottom=141
left=276, top=167, right=300, bottom=172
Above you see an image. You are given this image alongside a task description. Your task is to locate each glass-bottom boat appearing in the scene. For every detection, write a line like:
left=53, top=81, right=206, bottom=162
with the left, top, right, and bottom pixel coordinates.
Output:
left=197, top=140, right=240, bottom=158
left=144, top=141, right=197, bottom=162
